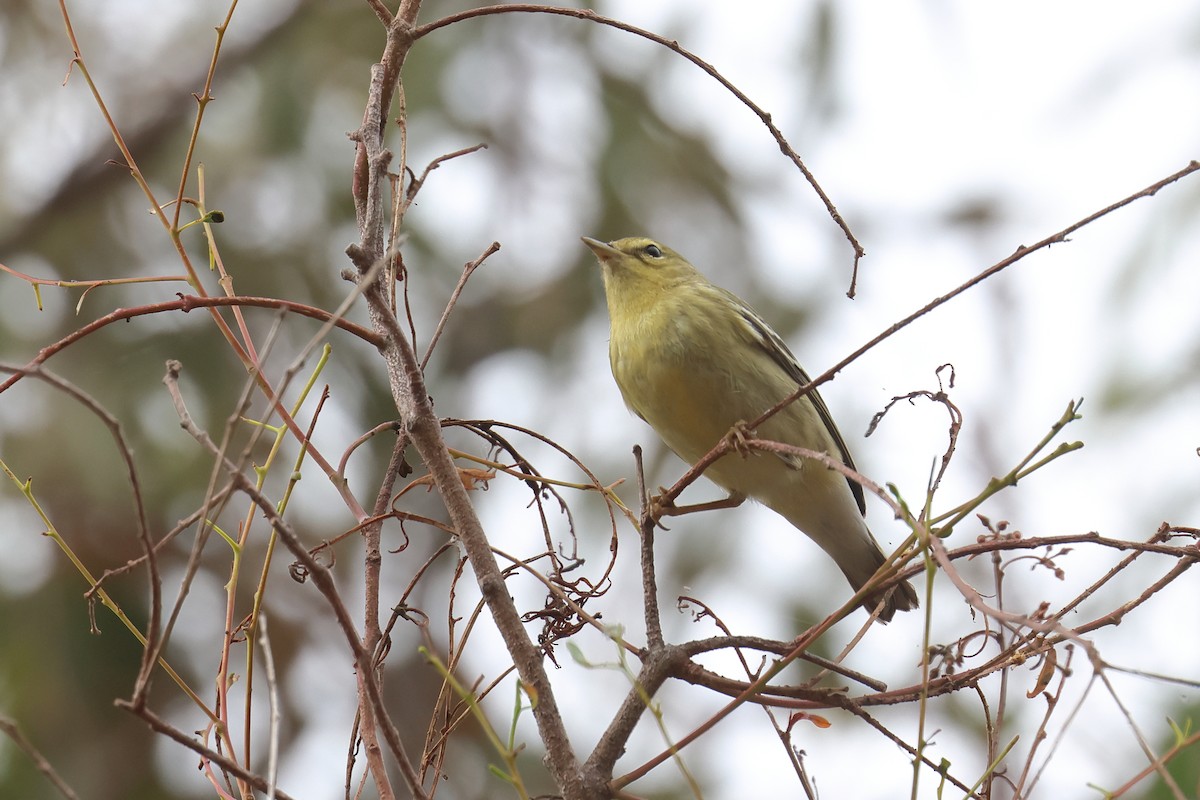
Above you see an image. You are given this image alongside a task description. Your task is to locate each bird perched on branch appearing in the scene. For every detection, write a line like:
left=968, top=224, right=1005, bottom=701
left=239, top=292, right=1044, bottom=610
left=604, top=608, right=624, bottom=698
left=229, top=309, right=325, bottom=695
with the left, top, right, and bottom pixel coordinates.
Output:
left=583, top=235, right=919, bottom=622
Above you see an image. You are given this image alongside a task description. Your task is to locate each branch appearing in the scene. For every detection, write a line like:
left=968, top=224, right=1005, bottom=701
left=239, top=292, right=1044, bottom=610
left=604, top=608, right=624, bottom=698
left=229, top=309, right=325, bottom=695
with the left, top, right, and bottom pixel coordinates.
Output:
left=744, top=160, right=1200, bottom=442
left=114, top=701, right=297, bottom=800
left=412, top=5, right=864, bottom=283
left=365, top=282, right=588, bottom=796
left=0, top=715, right=80, bottom=800
left=0, top=294, right=385, bottom=398
left=351, top=3, right=589, bottom=795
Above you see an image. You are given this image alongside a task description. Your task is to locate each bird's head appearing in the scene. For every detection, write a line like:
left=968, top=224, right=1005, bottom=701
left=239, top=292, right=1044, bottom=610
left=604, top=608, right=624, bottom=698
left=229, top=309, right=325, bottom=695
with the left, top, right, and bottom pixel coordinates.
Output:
left=581, top=236, right=702, bottom=304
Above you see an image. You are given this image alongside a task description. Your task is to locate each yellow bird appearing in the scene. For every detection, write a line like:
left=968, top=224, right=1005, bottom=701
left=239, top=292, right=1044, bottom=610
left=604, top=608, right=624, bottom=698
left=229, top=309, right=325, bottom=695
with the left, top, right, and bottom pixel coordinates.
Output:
left=583, top=236, right=918, bottom=622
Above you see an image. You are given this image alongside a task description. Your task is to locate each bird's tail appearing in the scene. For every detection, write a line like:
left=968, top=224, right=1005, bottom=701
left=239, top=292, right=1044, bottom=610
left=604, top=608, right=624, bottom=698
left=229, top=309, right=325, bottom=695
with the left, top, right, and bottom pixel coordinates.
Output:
left=829, top=526, right=919, bottom=623
left=774, top=495, right=920, bottom=623
left=752, top=465, right=921, bottom=622
left=846, top=560, right=920, bottom=623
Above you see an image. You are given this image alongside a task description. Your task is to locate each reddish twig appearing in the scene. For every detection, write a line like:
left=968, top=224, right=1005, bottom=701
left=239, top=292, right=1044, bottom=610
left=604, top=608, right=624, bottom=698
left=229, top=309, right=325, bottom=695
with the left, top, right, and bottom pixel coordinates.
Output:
left=413, top=5, right=865, bottom=285
left=745, top=160, right=1200, bottom=446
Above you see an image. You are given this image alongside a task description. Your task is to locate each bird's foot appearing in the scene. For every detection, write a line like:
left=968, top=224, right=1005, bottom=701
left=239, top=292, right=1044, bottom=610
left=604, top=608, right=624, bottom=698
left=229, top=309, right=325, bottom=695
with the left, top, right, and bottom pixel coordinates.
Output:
left=651, top=491, right=746, bottom=520
left=646, top=489, right=676, bottom=530
left=725, top=421, right=757, bottom=457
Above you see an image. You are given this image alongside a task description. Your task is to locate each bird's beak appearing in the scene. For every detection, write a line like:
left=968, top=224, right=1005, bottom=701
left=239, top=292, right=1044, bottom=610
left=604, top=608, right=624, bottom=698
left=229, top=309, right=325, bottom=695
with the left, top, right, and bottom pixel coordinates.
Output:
left=581, top=236, right=621, bottom=263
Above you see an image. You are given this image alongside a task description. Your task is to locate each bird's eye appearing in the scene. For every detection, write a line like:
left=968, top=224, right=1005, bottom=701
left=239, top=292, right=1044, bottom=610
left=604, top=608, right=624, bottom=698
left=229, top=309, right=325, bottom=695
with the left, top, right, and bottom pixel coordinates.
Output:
left=643, top=244, right=663, bottom=259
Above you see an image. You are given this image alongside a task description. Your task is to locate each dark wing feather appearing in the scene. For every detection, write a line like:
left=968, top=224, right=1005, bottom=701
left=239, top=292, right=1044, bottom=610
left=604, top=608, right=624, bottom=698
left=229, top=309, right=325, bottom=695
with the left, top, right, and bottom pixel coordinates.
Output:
left=731, top=295, right=867, bottom=516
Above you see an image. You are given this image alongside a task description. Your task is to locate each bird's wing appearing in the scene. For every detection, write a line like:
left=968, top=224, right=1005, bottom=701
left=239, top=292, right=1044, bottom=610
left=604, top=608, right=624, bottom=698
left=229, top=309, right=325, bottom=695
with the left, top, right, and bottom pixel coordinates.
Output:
left=731, top=295, right=867, bottom=516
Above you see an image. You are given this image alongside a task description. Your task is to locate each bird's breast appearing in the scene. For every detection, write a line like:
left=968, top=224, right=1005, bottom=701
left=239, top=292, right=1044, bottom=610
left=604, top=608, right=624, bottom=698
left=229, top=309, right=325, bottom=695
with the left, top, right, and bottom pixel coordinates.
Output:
left=609, top=313, right=764, bottom=464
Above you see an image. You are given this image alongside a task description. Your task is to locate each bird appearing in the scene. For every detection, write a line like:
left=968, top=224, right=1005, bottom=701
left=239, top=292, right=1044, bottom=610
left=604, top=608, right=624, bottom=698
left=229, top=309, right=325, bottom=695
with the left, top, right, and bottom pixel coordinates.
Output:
left=582, top=235, right=919, bottom=621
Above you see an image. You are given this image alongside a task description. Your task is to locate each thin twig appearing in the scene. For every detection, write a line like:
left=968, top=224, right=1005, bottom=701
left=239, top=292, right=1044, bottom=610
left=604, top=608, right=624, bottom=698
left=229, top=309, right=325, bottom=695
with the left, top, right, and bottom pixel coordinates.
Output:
left=355, top=428, right=413, bottom=800
left=0, top=364, right=162, bottom=708
left=352, top=0, right=580, bottom=792
left=114, top=701, right=297, bottom=800
left=0, top=716, right=80, bottom=800
left=163, top=357, right=427, bottom=798
left=1097, top=668, right=1187, bottom=799
left=633, top=445, right=665, bottom=648
left=257, top=613, right=281, bottom=800
left=402, top=143, right=489, bottom=215
left=169, top=0, right=240, bottom=232
left=745, top=161, right=1200, bottom=453
left=413, top=5, right=865, bottom=284
left=420, top=241, right=501, bottom=369
left=0, top=294, right=386, bottom=393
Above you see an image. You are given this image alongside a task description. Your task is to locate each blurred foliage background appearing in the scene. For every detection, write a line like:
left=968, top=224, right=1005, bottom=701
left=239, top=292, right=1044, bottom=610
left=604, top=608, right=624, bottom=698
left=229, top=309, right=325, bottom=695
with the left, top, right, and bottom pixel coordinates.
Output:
left=2, top=1, right=1199, bottom=798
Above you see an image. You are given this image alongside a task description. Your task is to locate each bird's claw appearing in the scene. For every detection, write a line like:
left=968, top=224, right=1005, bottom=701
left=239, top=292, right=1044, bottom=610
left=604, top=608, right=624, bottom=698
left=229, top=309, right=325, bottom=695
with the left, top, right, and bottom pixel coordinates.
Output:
left=725, top=421, right=756, bottom=456
left=647, top=488, right=676, bottom=529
